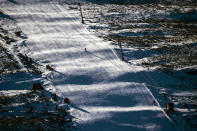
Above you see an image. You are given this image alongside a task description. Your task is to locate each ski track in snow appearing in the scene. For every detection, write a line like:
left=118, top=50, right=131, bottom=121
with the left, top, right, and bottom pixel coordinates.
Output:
left=0, top=0, right=175, bottom=130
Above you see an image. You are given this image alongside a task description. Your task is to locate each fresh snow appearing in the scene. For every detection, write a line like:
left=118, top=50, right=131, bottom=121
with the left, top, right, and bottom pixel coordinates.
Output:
left=0, top=0, right=176, bottom=130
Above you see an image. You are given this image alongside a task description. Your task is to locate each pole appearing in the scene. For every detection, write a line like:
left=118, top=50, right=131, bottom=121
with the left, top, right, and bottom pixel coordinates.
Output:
left=78, top=3, right=84, bottom=24
left=118, top=40, right=124, bottom=61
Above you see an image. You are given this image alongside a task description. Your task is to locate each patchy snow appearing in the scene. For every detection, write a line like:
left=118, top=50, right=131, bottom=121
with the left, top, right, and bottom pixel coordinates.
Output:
left=0, top=90, right=29, bottom=96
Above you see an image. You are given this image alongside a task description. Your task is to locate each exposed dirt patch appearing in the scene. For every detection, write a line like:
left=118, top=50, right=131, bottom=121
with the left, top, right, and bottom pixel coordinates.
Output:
left=0, top=88, right=75, bottom=130
left=0, top=45, right=20, bottom=74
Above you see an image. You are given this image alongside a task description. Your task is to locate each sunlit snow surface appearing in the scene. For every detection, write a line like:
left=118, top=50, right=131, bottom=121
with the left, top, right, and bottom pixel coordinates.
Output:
left=0, top=0, right=175, bottom=130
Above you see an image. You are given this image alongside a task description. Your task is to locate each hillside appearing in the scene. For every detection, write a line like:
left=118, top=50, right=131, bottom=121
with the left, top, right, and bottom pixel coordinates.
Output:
left=0, top=0, right=196, bottom=130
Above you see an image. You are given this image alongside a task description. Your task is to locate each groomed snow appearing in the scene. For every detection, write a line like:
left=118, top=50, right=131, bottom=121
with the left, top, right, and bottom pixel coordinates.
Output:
left=0, top=0, right=176, bottom=130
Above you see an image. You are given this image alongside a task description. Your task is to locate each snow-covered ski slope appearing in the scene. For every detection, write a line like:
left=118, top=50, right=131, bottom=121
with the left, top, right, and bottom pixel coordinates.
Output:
left=0, top=0, right=175, bottom=130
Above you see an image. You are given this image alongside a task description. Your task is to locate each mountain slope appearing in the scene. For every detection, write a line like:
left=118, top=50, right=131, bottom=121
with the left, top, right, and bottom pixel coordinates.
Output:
left=0, top=0, right=176, bottom=130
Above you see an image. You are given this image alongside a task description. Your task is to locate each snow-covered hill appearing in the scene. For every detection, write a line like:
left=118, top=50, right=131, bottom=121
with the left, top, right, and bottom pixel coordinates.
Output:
left=0, top=0, right=177, bottom=130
